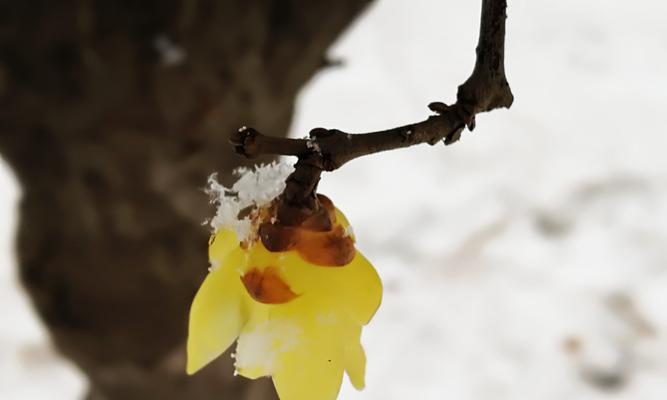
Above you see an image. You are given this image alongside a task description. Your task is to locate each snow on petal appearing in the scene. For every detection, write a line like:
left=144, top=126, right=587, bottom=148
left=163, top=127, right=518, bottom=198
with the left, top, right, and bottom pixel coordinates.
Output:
left=206, top=162, right=294, bottom=242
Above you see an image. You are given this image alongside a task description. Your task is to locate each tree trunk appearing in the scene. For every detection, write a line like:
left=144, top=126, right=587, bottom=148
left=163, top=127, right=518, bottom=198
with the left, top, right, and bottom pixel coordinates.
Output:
left=0, top=1, right=370, bottom=398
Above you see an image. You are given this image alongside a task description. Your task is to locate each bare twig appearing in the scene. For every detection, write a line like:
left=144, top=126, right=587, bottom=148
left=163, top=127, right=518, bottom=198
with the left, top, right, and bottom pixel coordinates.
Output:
left=231, top=0, right=513, bottom=224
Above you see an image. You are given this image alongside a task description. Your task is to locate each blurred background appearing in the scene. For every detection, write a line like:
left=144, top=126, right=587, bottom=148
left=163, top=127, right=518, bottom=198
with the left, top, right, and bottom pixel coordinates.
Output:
left=2, top=0, right=667, bottom=399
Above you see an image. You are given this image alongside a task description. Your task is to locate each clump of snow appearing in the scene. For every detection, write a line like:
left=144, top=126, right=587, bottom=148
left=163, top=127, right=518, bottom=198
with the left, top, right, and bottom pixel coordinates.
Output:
left=206, top=162, right=294, bottom=242
left=234, top=319, right=301, bottom=375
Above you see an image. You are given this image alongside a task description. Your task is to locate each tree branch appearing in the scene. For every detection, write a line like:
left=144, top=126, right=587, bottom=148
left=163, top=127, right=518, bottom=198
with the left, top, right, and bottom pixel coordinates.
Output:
left=230, top=0, right=513, bottom=224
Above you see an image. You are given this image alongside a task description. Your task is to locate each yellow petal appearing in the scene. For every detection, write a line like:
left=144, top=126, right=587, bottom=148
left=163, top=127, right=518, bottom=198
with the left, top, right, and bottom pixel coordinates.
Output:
left=248, top=244, right=382, bottom=326
left=187, top=246, right=247, bottom=375
left=272, top=349, right=344, bottom=400
left=335, top=252, right=382, bottom=325
left=334, top=208, right=355, bottom=241
left=208, top=229, right=238, bottom=268
left=343, top=324, right=366, bottom=390
left=270, top=303, right=345, bottom=400
left=234, top=237, right=380, bottom=396
left=234, top=309, right=294, bottom=379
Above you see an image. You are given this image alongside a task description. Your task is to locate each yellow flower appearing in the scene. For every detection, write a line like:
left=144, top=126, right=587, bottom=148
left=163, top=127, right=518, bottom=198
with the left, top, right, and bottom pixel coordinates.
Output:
left=187, top=195, right=383, bottom=400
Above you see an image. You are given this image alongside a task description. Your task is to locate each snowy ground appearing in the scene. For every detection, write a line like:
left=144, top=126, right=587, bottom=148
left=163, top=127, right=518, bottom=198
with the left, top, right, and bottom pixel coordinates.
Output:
left=2, top=0, right=667, bottom=399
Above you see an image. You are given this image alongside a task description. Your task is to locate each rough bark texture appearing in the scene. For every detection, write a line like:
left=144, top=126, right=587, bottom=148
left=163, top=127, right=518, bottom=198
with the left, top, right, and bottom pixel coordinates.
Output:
left=0, top=1, right=370, bottom=399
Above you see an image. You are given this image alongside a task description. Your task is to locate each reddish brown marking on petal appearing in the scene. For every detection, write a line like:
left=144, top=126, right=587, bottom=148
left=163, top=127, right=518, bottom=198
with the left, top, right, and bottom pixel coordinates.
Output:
left=256, top=194, right=356, bottom=267
left=316, top=194, right=337, bottom=222
left=241, top=267, right=298, bottom=304
left=259, top=222, right=300, bottom=252
left=297, top=225, right=356, bottom=267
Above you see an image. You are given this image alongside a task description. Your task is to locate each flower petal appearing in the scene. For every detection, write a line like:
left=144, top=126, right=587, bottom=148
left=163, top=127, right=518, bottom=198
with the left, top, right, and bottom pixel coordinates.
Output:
left=272, top=351, right=344, bottom=400
left=270, top=304, right=345, bottom=400
left=208, top=229, right=238, bottom=269
left=334, top=209, right=355, bottom=240
left=234, top=307, right=291, bottom=379
left=259, top=245, right=382, bottom=326
left=338, top=252, right=383, bottom=325
left=343, top=324, right=366, bottom=390
left=187, top=246, right=247, bottom=375
left=249, top=206, right=381, bottom=325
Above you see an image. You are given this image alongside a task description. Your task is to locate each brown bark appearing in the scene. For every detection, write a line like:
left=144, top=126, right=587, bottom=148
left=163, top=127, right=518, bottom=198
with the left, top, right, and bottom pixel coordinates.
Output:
left=0, top=1, right=370, bottom=399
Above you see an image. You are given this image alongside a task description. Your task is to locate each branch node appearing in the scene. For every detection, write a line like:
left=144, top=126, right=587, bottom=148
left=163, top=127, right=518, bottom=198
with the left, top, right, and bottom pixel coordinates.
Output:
left=230, top=126, right=259, bottom=158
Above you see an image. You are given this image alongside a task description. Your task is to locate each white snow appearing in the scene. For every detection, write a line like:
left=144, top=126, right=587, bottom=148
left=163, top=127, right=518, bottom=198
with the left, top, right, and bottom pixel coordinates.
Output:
left=2, top=0, right=667, bottom=399
left=234, top=319, right=302, bottom=376
left=207, top=162, right=294, bottom=243
left=306, top=137, right=322, bottom=154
